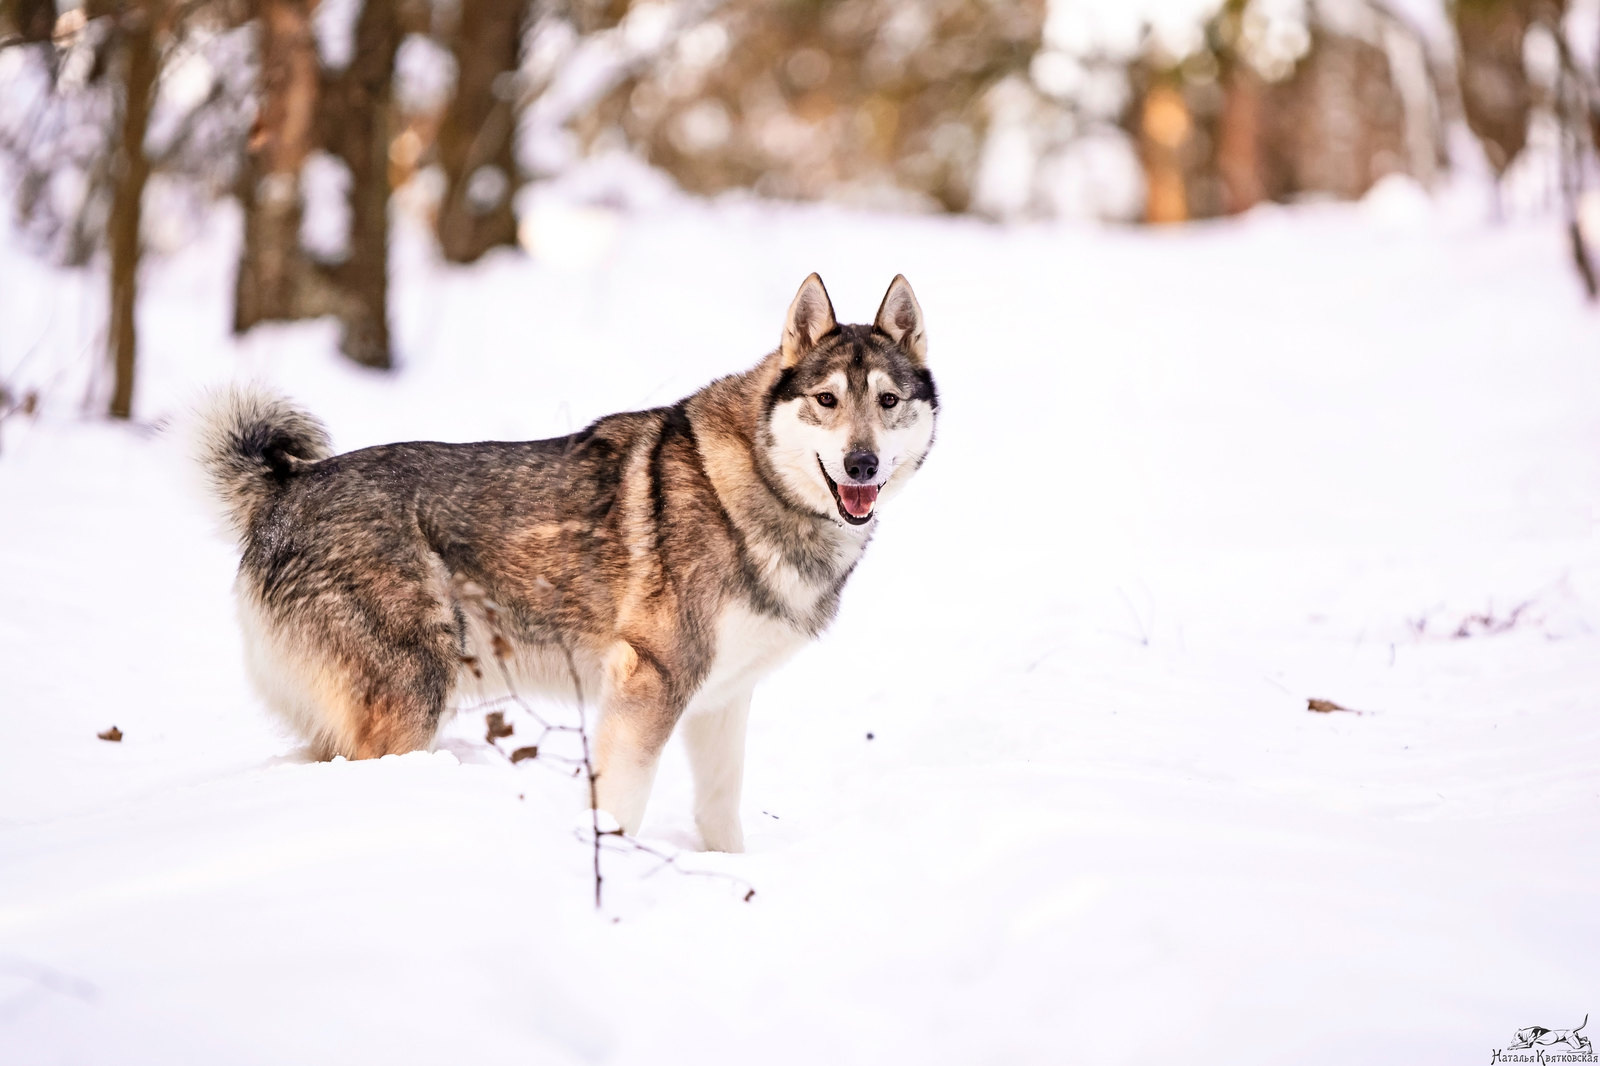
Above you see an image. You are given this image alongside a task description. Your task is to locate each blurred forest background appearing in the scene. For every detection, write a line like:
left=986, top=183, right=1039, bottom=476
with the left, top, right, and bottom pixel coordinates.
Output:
left=0, top=0, right=1596, bottom=417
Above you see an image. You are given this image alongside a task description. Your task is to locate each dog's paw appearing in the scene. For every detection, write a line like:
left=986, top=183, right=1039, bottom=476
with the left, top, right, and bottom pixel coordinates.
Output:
left=696, top=817, right=745, bottom=854
left=577, top=808, right=624, bottom=837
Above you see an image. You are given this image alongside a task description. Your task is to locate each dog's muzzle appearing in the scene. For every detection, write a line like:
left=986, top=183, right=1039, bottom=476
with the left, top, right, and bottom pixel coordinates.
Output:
left=817, top=457, right=878, bottom=524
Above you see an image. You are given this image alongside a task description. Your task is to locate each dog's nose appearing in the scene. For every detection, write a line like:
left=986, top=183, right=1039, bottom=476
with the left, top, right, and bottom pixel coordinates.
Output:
left=843, top=450, right=878, bottom=483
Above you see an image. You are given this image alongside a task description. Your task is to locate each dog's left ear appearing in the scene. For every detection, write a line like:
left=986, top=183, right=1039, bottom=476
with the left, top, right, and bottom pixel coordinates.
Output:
left=874, top=274, right=926, bottom=365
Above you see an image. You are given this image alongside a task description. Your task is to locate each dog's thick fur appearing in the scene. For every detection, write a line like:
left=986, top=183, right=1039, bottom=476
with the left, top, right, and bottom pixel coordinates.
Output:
left=196, top=274, right=937, bottom=851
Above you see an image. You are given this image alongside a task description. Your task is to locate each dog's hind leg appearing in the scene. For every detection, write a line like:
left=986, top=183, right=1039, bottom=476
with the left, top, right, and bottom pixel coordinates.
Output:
left=275, top=635, right=454, bottom=760
left=236, top=562, right=460, bottom=759
left=328, top=616, right=460, bottom=759
left=345, top=687, right=443, bottom=759
left=680, top=690, right=752, bottom=852
left=304, top=636, right=455, bottom=759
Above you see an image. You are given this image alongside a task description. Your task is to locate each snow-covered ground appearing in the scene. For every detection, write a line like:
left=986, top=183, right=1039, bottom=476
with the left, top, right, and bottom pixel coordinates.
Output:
left=2, top=182, right=1598, bottom=1064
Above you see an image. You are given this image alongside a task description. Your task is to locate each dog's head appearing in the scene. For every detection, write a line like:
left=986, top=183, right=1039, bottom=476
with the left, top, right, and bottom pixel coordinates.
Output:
left=761, top=273, right=938, bottom=527
left=1508, top=1029, right=1544, bottom=1050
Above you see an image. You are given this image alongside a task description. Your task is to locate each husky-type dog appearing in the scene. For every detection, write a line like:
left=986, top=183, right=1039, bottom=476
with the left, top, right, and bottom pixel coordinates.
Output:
left=1508, top=1015, right=1591, bottom=1052
left=196, top=274, right=937, bottom=851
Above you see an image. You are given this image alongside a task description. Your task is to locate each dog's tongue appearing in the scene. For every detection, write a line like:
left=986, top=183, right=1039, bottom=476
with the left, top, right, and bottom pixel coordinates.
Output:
left=838, top=483, right=878, bottom=518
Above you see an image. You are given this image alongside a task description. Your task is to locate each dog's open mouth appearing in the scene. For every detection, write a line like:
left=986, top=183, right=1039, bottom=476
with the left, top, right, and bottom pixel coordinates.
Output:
left=817, top=458, right=878, bottom=525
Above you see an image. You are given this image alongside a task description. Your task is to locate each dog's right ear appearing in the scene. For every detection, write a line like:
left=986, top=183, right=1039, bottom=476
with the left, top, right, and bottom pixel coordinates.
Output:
left=780, top=273, right=838, bottom=368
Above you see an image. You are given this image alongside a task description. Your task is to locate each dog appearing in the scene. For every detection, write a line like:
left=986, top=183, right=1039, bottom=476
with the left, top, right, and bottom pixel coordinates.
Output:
left=195, top=273, right=938, bottom=851
left=1508, top=1015, right=1591, bottom=1051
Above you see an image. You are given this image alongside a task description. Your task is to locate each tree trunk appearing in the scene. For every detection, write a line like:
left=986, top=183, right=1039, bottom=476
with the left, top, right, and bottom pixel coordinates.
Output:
left=6, top=0, right=58, bottom=43
left=234, top=0, right=323, bottom=331
left=1217, top=62, right=1264, bottom=215
left=326, top=0, right=400, bottom=369
left=107, top=0, right=158, bottom=420
left=1139, top=83, right=1190, bottom=224
left=231, top=0, right=399, bottom=369
left=1453, top=0, right=1539, bottom=178
left=436, top=0, right=524, bottom=263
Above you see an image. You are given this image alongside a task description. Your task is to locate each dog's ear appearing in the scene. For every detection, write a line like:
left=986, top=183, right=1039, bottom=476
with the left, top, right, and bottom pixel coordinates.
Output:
left=780, top=273, right=838, bottom=368
left=873, top=274, right=926, bottom=365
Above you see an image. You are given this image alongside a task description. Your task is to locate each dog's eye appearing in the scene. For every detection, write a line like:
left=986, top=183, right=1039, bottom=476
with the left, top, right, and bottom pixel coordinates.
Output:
left=879, top=394, right=899, bottom=409
left=815, top=392, right=837, bottom=408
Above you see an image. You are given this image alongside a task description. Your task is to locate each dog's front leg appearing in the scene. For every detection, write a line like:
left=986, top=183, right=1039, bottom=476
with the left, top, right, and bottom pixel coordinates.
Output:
left=592, top=642, right=681, bottom=835
left=593, top=709, right=670, bottom=836
left=680, top=689, right=752, bottom=853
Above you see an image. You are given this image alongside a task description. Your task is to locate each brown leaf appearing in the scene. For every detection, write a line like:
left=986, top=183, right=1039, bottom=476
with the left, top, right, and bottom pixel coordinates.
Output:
left=97, top=726, right=123, bottom=742
left=1307, top=698, right=1361, bottom=715
left=484, top=711, right=513, bottom=742
left=509, top=746, right=539, bottom=764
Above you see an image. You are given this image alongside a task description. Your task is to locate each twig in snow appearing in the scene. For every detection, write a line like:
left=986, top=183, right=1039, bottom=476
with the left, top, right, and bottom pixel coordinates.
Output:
left=1451, top=599, right=1535, bottom=639
left=0, top=382, right=39, bottom=457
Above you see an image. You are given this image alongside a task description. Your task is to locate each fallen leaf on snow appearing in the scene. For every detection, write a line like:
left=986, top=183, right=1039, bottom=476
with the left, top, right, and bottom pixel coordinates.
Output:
left=97, top=726, right=123, bottom=742
left=1307, top=698, right=1363, bottom=715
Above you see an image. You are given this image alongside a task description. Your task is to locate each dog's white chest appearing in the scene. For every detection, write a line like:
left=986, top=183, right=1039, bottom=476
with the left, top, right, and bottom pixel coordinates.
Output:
left=687, top=604, right=808, bottom=713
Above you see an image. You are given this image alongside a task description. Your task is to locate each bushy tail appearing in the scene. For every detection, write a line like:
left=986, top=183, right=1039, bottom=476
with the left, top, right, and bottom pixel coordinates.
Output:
left=191, top=385, right=331, bottom=543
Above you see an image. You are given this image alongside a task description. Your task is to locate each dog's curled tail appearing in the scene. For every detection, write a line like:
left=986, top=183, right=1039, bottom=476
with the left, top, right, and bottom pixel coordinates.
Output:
left=192, top=385, right=331, bottom=542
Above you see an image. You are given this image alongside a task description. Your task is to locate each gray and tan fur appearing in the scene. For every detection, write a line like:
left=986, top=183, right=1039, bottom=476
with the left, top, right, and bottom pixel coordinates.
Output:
left=195, top=274, right=937, bottom=851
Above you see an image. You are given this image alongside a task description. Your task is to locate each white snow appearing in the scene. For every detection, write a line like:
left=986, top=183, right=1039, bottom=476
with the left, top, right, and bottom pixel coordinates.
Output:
left=298, top=150, right=353, bottom=263
left=1, top=181, right=1598, bottom=1064
left=393, top=33, right=458, bottom=118
left=310, top=0, right=359, bottom=72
